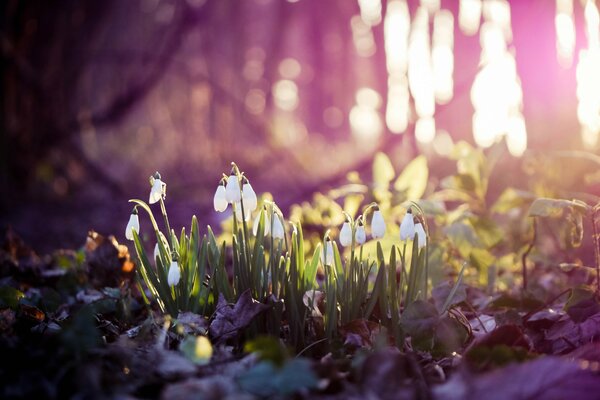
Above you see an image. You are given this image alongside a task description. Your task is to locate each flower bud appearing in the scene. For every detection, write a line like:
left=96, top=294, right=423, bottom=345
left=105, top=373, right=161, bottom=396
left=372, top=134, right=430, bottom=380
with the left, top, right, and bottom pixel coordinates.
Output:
left=125, top=209, right=140, bottom=241
left=355, top=223, right=366, bottom=245
left=339, top=222, right=352, bottom=247
left=371, top=210, right=386, bottom=239
left=167, top=260, right=181, bottom=286
left=242, top=182, right=258, bottom=212
left=225, top=174, right=241, bottom=203
left=400, top=209, right=415, bottom=241
left=415, top=222, right=427, bottom=249
left=213, top=183, right=228, bottom=212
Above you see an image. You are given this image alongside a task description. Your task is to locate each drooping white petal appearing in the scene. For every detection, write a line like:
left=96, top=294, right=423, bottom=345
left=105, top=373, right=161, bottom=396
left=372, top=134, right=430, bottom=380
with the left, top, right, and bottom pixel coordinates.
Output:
left=234, top=202, right=251, bottom=222
left=149, top=178, right=164, bottom=204
left=225, top=175, right=241, bottom=203
left=371, top=210, right=386, bottom=239
left=253, top=211, right=270, bottom=236
left=154, top=242, right=160, bottom=262
left=355, top=225, right=366, bottom=245
left=167, top=260, right=181, bottom=286
left=272, top=216, right=285, bottom=239
left=125, top=213, right=140, bottom=241
left=242, top=183, right=258, bottom=212
left=339, top=222, right=352, bottom=246
left=213, top=185, right=228, bottom=212
left=399, top=211, right=415, bottom=241
left=415, top=223, right=427, bottom=249
left=303, top=290, right=324, bottom=317
left=320, top=240, right=335, bottom=266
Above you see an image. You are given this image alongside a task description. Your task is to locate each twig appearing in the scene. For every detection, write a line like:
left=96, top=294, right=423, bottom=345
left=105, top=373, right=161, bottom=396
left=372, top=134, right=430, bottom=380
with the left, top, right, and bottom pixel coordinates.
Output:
left=295, top=338, right=328, bottom=358
left=522, top=218, right=537, bottom=291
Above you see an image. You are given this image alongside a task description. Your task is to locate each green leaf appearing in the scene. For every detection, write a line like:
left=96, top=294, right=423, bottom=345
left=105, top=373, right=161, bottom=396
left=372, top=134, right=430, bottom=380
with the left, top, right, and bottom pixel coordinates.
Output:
left=373, top=152, right=395, bottom=188
left=179, top=335, right=213, bottom=365
left=491, top=188, right=536, bottom=214
left=244, top=336, right=289, bottom=367
left=527, top=198, right=588, bottom=218
left=394, top=155, right=428, bottom=200
left=0, top=286, right=24, bottom=310
left=237, top=359, right=318, bottom=397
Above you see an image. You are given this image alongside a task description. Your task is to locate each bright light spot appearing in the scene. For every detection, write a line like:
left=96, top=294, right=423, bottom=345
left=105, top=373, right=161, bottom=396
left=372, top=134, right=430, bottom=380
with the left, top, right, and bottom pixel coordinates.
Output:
left=555, top=0, right=575, bottom=67
left=585, top=0, right=600, bottom=49
left=472, top=1, right=525, bottom=156
left=409, top=7, right=435, bottom=118
left=420, top=0, right=440, bottom=14
left=358, top=0, right=382, bottom=26
left=350, top=105, right=383, bottom=140
left=386, top=78, right=410, bottom=133
left=506, top=115, right=527, bottom=156
left=384, top=0, right=411, bottom=134
left=278, top=58, right=302, bottom=80
left=351, top=88, right=383, bottom=140
left=577, top=0, right=600, bottom=148
left=433, top=10, right=454, bottom=104
left=384, top=0, right=410, bottom=74
left=415, top=117, right=436, bottom=143
left=433, top=130, right=454, bottom=155
left=459, top=0, right=482, bottom=36
left=482, top=0, right=512, bottom=40
left=273, top=80, right=299, bottom=111
left=323, top=106, right=344, bottom=128
left=356, top=87, right=382, bottom=108
left=351, top=15, right=377, bottom=57
left=245, top=89, right=266, bottom=115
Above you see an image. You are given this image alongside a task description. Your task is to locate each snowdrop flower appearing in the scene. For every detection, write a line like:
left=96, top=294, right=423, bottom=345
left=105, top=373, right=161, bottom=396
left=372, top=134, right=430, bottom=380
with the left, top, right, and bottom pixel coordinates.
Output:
left=339, top=222, right=352, bottom=247
left=213, top=181, right=228, bottom=212
left=241, top=180, right=258, bottom=213
left=235, top=202, right=251, bottom=222
left=154, top=232, right=169, bottom=262
left=167, top=257, right=181, bottom=287
left=371, top=210, right=386, bottom=239
left=415, top=222, right=427, bottom=249
left=354, top=222, right=366, bottom=245
left=149, top=172, right=165, bottom=204
left=225, top=174, right=241, bottom=203
left=253, top=209, right=270, bottom=236
left=272, top=215, right=285, bottom=240
left=400, top=209, right=415, bottom=241
left=320, top=237, right=335, bottom=266
left=125, top=208, right=140, bottom=241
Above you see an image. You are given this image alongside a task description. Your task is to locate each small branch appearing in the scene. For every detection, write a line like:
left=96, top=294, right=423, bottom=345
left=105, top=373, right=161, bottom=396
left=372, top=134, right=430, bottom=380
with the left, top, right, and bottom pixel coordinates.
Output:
left=522, top=218, right=537, bottom=291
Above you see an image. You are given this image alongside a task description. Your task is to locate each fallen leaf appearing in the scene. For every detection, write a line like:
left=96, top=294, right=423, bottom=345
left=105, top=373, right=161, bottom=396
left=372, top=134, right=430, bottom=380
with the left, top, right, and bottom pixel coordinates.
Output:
left=434, top=356, right=600, bottom=400
left=209, top=289, right=270, bottom=342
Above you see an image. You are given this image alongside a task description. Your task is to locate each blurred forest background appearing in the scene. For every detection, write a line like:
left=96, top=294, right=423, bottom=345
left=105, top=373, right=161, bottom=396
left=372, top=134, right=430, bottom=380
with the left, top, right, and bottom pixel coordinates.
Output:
left=0, top=0, right=597, bottom=252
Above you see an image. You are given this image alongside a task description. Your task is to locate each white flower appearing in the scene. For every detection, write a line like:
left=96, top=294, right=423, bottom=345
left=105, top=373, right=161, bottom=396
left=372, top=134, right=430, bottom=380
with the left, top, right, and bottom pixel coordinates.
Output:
left=149, top=173, right=165, bottom=204
left=303, top=290, right=324, bottom=317
left=213, top=183, right=228, bottom=212
left=154, top=242, right=160, bottom=261
left=339, top=222, right=352, bottom=247
left=371, top=210, right=386, bottom=239
left=154, top=232, right=170, bottom=262
left=272, top=216, right=285, bottom=239
left=400, top=209, right=415, bottom=241
left=253, top=210, right=270, bottom=236
left=225, top=174, right=241, bottom=203
left=125, top=210, right=140, bottom=241
left=242, top=182, right=258, bottom=212
left=235, top=202, right=251, bottom=222
left=355, top=224, right=366, bottom=245
left=320, top=239, right=335, bottom=266
left=167, top=260, right=181, bottom=286
left=415, top=222, right=427, bottom=248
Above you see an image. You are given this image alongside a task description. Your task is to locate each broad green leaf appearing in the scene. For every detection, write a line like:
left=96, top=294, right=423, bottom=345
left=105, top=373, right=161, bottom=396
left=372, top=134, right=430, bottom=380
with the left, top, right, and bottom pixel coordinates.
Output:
left=527, top=198, right=588, bottom=218
left=180, top=335, right=213, bottom=365
left=394, top=155, right=428, bottom=200
left=373, top=152, right=395, bottom=188
left=492, top=188, right=536, bottom=214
